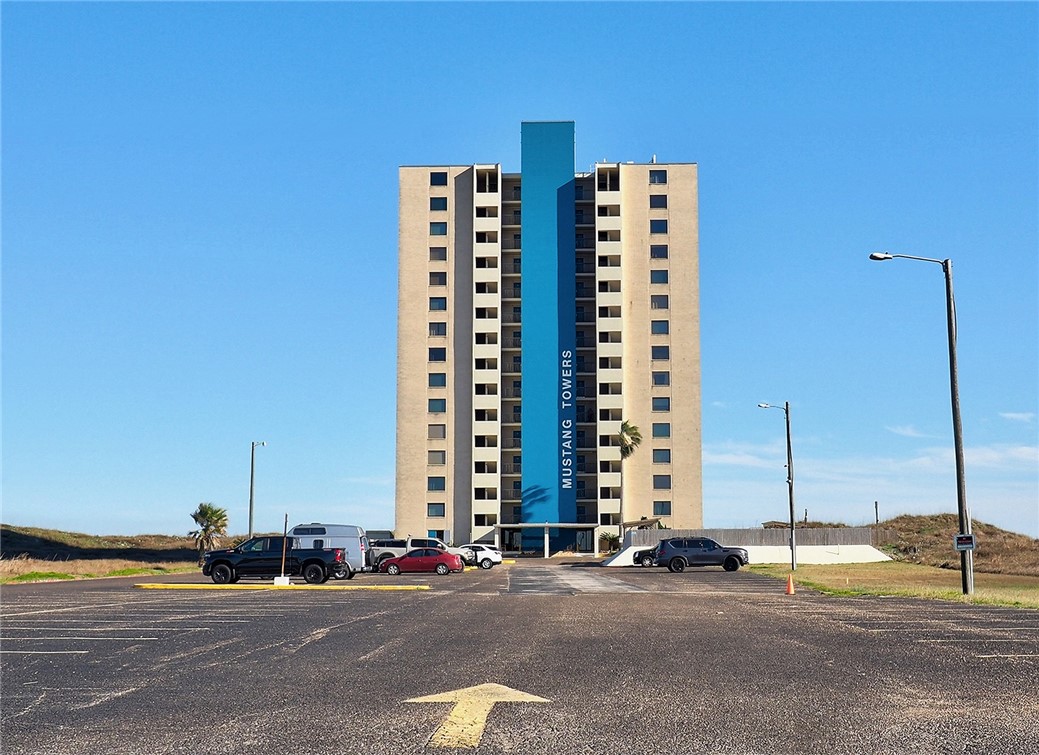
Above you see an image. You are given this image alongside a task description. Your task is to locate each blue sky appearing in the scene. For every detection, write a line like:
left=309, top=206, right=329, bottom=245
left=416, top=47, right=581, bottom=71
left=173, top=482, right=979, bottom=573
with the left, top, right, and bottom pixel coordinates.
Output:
left=3, top=2, right=1037, bottom=539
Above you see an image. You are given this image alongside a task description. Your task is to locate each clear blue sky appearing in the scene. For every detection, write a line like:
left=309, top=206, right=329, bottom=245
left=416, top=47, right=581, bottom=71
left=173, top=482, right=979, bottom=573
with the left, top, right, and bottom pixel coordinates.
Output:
left=3, top=2, right=1037, bottom=539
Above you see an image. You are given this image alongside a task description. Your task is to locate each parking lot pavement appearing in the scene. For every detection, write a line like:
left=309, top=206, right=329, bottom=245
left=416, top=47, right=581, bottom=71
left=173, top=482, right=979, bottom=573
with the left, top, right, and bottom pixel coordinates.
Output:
left=2, top=565, right=1036, bottom=754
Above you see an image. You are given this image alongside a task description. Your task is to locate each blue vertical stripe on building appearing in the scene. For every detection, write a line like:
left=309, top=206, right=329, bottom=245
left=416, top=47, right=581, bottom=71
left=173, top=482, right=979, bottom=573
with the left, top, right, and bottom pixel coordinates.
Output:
left=520, top=122, right=577, bottom=549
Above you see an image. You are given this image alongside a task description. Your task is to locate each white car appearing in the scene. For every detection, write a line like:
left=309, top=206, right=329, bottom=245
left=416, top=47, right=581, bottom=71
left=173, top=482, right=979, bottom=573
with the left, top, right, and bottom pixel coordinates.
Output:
left=460, top=543, right=503, bottom=569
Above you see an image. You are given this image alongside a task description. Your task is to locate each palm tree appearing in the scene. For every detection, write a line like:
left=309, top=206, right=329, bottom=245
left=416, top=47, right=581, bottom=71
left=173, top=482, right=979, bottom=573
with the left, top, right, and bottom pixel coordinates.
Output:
left=189, top=502, right=229, bottom=566
left=617, top=420, right=642, bottom=548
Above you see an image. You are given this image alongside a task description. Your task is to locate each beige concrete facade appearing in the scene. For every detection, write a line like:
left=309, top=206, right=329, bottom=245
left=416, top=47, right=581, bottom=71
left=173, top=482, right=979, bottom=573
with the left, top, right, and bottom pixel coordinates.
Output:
left=397, top=157, right=702, bottom=548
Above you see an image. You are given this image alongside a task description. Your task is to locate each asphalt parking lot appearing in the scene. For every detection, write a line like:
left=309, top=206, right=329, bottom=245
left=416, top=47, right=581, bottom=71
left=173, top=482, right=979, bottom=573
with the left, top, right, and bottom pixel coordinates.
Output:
left=2, top=561, right=1036, bottom=754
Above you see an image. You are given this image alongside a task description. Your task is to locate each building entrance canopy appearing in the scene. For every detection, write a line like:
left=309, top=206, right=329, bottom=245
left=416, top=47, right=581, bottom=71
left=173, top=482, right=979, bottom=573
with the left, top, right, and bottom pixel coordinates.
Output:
left=493, top=523, right=598, bottom=558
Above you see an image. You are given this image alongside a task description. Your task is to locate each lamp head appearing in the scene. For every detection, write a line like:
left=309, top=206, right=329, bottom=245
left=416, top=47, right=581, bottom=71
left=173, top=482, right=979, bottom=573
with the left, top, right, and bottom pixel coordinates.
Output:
left=869, top=252, right=893, bottom=261
left=757, top=403, right=771, bottom=409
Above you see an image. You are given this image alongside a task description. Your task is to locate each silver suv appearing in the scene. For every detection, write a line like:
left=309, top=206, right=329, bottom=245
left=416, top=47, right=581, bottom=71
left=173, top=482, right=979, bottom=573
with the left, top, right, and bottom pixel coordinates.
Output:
left=654, top=537, right=749, bottom=573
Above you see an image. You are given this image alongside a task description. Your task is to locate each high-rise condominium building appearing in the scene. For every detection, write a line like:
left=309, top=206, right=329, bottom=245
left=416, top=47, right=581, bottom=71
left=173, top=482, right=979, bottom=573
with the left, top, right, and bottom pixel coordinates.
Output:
left=396, top=122, right=701, bottom=553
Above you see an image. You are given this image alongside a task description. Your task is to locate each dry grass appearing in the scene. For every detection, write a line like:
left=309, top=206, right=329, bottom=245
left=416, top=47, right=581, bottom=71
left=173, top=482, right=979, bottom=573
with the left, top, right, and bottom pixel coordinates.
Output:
left=879, top=513, right=1039, bottom=576
left=752, top=561, right=1039, bottom=608
left=0, top=553, right=196, bottom=583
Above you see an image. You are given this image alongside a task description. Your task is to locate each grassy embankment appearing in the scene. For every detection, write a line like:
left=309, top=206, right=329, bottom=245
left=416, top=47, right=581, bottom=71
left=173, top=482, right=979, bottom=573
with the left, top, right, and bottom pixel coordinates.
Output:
left=751, top=514, right=1039, bottom=608
left=0, top=526, right=199, bottom=583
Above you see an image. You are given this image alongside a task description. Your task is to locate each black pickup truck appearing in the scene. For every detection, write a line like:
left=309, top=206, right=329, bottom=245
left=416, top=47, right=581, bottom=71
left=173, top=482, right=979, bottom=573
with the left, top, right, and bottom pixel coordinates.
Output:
left=202, top=535, right=347, bottom=584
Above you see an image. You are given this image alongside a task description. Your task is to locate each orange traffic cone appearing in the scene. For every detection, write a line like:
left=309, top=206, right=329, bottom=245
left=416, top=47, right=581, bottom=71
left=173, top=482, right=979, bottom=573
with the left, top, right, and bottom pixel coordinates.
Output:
left=785, top=574, right=796, bottom=595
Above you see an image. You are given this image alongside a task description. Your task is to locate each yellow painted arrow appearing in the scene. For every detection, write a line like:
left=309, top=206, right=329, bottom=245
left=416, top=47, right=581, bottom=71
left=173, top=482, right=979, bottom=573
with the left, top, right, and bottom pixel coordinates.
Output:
left=406, top=682, right=550, bottom=748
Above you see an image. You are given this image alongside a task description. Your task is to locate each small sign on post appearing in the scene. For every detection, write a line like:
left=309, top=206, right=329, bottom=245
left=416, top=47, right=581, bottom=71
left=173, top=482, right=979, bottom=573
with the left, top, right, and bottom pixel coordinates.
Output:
left=954, top=533, right=976, bottom=552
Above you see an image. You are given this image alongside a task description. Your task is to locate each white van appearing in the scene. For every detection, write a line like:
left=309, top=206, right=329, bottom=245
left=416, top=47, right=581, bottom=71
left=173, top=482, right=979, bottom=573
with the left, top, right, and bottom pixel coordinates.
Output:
left=289, top=523, right=371, bottom=578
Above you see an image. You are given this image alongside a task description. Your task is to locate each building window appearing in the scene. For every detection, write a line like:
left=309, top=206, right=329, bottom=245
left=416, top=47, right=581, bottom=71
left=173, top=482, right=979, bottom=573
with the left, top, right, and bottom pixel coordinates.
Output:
left=651, top=320, right=670, bottom=335
left=652, top=423, right=671, bottom=438
left=650, top=244, right=669, bottom=259
left=474, top=514, right=498, bottom=526
left=428, top=424, right=446, bottom=439
left=650, top=269, right=669, bottom=284
left=430, top=272, right=447, bottom=286
left=652, top=371, right=670, bottom=386
left=651, top=345, right=670, bottom=360
left=427, top=477, right=446, bottom=491
left=428, top=373, right=446, bottom=387
left=429, top=297, right=447, bottom=311
left=653, top=475, right=672, bottom=490
left=430, top=171, right=448, bottom=186
left=651, top=295, right=669, bottom=310
left=428, top=450, right=446, bottom=465
left=428, top=347, right=446, bottom=362
left=650, top=219, right=668, bottom=234
left=430, top=197, right=448, bottom=211
left=428, top=529, right=445, bottom=539
left=428, top=398, right=446, bottom=413
left=429, top=246, right=447, bottom=261
left=427, top=503, right=446, bottom=517
left=649, top=194, right=668, bottom=208
left=652, top=397, right=671, bottom=412
left=430, top=222, right=448, bottom=236
left=652, top=448, right=671, bottom=463
left=653, top=501, right=672, bottom=516
left=649, top=169, right=667, bottom=185
left=429, top=322, right=447, bottom=337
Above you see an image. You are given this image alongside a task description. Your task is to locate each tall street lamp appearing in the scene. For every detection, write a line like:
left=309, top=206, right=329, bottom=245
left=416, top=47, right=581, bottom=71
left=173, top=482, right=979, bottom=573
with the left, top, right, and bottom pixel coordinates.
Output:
left=869, top=251, right=973, bottom=595
left=248, top=441, right=267, bottom=539
left=758, top=402, right=797, bottom=571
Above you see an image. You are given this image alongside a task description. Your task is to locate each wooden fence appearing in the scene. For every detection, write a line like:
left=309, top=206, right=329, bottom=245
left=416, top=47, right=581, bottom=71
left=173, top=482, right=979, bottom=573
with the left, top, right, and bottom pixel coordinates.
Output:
left=627, top=527, right=898, bottom=548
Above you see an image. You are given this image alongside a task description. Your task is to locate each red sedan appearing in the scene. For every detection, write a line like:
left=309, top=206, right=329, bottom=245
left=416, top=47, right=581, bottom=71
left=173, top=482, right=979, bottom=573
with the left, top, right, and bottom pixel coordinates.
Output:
left=379, top=548, right=464, bottom=576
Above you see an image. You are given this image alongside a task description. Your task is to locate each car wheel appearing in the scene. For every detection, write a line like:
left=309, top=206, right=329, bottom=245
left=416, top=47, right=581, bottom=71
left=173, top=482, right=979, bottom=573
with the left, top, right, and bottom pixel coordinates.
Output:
left=640, top=554, right=655, bottom=568
left=668, top=558, right=686, bottom=573
left=435, top=563, right=450, bottom=576
left=386, top=564, right=401, bottom=576
left=211, top=564, right=233, bottom=584
left=303, top=563, right=325, bottom=584
left=344, top=567, right=355, bottom=580
left=723, top=556, right=741, bottom=572
left=479, top=558, right=494, bottom=570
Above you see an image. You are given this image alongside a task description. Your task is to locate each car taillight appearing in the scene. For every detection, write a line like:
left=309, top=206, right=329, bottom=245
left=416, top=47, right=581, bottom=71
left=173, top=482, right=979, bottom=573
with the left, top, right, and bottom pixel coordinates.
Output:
left=334, top=549, right=344, bottom=562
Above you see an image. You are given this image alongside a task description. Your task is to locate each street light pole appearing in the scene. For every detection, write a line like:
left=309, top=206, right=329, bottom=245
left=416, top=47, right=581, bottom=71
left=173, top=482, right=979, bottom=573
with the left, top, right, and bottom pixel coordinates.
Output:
left=758, top=402, right=797, bottom=571
left=869, top=252, right=973, bottom=595
left=248, top=441, right=267, bottom=540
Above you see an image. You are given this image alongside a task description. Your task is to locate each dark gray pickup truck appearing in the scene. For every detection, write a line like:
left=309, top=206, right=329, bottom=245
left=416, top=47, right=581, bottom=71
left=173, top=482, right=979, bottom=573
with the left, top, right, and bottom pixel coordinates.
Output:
left=202, top=535, right=347, bottom=584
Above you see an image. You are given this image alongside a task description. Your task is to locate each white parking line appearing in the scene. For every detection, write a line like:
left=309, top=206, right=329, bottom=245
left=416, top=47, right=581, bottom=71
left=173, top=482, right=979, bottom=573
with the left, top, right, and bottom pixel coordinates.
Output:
left=0, top=636, right=159, bottom=641
left=976, top=654, right=1039, bottom=658
left=2, top=626, right=210, bottom=632
left=0, top=650, right=89, bottom=654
